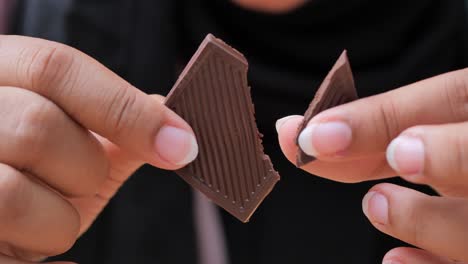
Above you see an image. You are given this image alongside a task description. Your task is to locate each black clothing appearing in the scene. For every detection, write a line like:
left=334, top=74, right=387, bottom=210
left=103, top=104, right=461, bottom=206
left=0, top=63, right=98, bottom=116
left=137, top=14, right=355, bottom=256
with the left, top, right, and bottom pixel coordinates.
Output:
left=52, top=0, right=468, bottom=263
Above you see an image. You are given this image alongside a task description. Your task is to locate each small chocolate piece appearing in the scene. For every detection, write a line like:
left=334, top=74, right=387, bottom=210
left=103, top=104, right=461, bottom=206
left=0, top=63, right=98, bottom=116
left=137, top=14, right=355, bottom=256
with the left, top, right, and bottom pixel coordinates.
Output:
left=165, top=34, right=280, bottom=222
left=296, top=51, right=358, bottom=167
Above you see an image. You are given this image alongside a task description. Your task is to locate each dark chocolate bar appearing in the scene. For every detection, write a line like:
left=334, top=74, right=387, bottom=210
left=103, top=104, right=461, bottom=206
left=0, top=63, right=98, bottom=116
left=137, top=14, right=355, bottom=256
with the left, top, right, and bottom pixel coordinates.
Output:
left=165, top=34, right=280, bottom=222
left=296, top=51, right=358, bottom=166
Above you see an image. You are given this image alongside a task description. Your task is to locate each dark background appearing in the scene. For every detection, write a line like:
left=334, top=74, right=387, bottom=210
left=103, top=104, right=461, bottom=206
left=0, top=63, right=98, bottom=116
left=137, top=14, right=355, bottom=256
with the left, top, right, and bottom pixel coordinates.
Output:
left=8, top=0, right=468, bottom=263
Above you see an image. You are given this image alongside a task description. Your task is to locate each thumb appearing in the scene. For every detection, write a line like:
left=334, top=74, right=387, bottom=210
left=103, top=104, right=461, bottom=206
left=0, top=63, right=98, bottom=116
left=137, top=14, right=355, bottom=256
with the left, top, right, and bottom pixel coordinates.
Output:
left=295, top=68, right=468, bottom=161
left=0, top=36, right=198, bottom=170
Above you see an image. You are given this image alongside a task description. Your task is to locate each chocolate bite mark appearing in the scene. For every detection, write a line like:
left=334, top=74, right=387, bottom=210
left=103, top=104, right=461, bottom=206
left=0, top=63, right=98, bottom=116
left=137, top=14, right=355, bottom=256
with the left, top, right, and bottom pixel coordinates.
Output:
left=295, top=51, right=358, bottom=167
left=165, top=34, right=280, bottom=222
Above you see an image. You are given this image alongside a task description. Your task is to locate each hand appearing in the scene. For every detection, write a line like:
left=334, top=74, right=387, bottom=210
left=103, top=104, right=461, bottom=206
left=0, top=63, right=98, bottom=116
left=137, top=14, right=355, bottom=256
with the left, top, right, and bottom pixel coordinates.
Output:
left=0, top=35, right=198, bottom=263
left=277, top=68, right=468, bottom=263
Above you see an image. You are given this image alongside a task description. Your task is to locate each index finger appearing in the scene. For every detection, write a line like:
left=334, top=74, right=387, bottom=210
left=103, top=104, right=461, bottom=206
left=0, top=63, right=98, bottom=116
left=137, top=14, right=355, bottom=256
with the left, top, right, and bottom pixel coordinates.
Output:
left=295, top=68, right=468, bottom=160
left=0, top=35, right=197, bottom=169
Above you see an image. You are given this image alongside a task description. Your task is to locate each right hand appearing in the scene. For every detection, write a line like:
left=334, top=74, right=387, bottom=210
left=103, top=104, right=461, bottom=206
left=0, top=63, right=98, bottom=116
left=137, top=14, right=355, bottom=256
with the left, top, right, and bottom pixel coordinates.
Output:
left=276, top=68, right=468, bottom=263
left=0, top=35, right=198, bottom=263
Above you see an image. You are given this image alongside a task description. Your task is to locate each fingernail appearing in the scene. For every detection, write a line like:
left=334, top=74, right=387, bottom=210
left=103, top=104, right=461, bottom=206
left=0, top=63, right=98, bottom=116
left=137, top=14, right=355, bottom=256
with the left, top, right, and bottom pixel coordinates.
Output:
left=386, top=136, right=424, bottom=176
left=275, top=115, right=300, bottom=133
left=362, top=191, right=389, bottom=225
left=155, top=126, right=199, bottom=165
left=298, top=121, right=352, bottom=157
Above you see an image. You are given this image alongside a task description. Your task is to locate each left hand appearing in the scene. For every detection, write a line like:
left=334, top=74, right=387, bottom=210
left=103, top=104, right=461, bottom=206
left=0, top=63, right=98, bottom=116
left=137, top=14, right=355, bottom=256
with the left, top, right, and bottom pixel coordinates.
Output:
left=0, top=35, right=198, bottom=263
left=277, top=68, right=468, bottom=263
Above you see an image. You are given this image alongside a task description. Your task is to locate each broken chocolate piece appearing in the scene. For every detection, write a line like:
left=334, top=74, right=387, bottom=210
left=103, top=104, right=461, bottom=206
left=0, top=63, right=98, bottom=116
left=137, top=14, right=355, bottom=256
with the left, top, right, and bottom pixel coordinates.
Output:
left=165, top=34, right=280, bottom=222
left=296, top=51, right=358, bottom=167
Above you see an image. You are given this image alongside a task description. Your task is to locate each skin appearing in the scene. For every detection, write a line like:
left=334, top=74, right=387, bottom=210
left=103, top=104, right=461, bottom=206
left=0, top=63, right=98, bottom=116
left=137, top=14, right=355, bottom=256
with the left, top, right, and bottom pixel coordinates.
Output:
left=0, top=1, right=465, bottom=263
left=0, top=3, right=307, bottom=263
left=0, top=35, right=198, bottom=263
left=277, top=68, right=468, bottom=263
left=232, top=0, right=308, bottom=13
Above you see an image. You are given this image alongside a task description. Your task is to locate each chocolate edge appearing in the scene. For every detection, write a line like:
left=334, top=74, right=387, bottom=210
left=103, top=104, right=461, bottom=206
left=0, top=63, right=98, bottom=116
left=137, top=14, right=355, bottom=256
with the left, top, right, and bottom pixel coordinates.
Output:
left=295, top=51, right=357, bottom=167
left=165, top=34, right=280, bottom=222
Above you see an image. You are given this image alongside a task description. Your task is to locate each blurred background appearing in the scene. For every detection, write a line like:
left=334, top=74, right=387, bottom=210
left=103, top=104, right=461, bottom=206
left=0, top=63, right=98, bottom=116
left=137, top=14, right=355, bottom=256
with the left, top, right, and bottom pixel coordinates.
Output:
left=2, top=0, right=468, bottom=263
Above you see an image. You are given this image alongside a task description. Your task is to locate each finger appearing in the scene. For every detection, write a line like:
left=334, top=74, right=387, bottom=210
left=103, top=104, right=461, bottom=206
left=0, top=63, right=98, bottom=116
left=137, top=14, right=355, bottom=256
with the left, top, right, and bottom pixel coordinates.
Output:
left=0, top=87, right=108, bottom=196
left=0, top=253, right=74, bottom=264
left=277, top=115, right=395, bottom=182
left=294, top=68, right=468, bottom=159
left=69, top=134, right=144, bottom=235
left=362, top=183, right=468, bottom=263
left=0, top=35, right=198, bottom=169
left=0, top=164, right=80, bottom=257
left=0, top=243, right=75, bottom=263
left=386, top=122, right=468, bottom=197
left=383, top=247, right=460, bottom=264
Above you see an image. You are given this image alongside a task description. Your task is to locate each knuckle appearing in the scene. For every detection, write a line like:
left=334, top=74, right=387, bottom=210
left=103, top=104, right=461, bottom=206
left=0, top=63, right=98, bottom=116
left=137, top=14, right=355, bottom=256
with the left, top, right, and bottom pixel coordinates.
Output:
left=105, top=87, right=139, bottom=138
left=0, top=165, right=31, bottom=226
left=443, top=69, right=468, bottom=121
left=25, top=45, right=76, bottom=93
left=435, top=131, right=468, bottom=189
left=406, top=198, right=427, bottom=246
left=451, top=133, right=468, bottom=175
left=0, top=165, right=79, bottom=257
left=29, top=205, right=80, bottom=257
left=10, top=248, right=47, bottom=262
left=421, top=126, right=468, bottom=188
left=377, top=97, right=401, bottom=144
left=14, top=100, right=60, bottom=159
left=48, top=210, right=80, bottom=256
left=51, top=239, right=77, bottom=256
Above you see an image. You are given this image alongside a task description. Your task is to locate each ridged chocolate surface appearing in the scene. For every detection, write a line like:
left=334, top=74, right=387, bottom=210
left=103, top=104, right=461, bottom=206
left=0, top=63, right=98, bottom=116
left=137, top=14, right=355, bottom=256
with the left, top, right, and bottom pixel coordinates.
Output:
left=165, top=34, right=280, bottom=222
left=296, top=51, right=358, bottom=166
